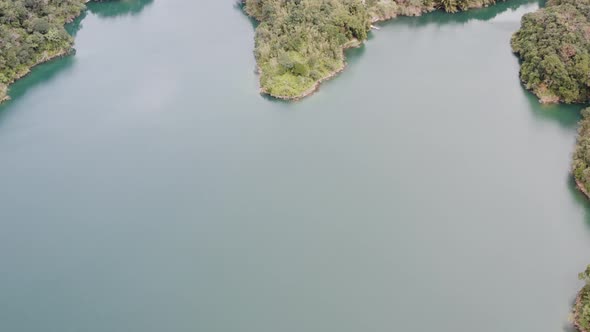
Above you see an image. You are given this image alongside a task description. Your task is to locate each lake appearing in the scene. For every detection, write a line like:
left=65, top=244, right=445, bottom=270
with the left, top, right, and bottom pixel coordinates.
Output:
left=0, top=1, right=589, bottom=331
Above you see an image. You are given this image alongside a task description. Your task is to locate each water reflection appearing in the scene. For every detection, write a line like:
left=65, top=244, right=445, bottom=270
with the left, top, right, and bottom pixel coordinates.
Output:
left=87, top=0, right=154, bottom=19
left=567, top=176, right=590, bottom=229
left=0, top=56, right=75, bottom=118
left=524, top=89, right=583, bottom=129
left=68, top=0, right=154, bottom=36
left=66, top=10, right=88, bottom=37
left=377, top=0, right=543, bottom=28
left=235, top=1, right=259, bottom=29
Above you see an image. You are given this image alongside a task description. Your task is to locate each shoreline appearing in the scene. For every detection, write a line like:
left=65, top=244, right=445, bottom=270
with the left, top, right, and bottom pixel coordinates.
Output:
left=260, top=39, right=361, bottom=101
left=0, top=49, right=72, bottom=104
left=575, top=178, right=590, bottom=200
left=254, top=1, right=503, bottom=101
left=574, top=286, right=589, bottom=332
left=260, top=62, right=346, bottom=101
left=0, top=0, right=97, bottom=104
left=519, top=81, right=561, bottom=105
left=256, top=12, right=425, bottom=101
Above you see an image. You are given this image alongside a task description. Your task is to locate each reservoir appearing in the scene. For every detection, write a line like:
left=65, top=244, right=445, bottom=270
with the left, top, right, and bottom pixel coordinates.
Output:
left=0, top=1, right=589, bottom=331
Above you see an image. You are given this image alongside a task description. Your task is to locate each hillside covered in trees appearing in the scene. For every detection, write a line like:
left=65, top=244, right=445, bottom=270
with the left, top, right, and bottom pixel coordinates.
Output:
left=511, top=0, right=590, bottom=104
left=0, top=0, right=93, bottom=102
left=244, top=0, right=509, bottom=100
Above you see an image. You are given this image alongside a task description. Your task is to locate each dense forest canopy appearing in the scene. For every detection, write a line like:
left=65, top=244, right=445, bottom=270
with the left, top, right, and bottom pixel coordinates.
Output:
left=512, top=0, right=590, bottom=104
left=244, top=0, right=508, bottom=99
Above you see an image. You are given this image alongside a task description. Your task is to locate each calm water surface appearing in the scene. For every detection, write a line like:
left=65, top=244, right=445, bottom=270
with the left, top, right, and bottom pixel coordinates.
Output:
left=1, top=1, right=589, bottom=331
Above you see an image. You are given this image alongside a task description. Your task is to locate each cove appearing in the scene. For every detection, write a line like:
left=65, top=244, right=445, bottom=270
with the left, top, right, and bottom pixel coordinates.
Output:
left=0, top=1, right=589, bottom=332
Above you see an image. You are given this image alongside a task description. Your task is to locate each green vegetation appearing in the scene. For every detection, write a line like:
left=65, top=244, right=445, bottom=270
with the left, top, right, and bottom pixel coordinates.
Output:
left=576, top=266, right=590, bottom=332
left=511, top=0, right=590, bottom=104
left=244, top=0, right=508, bottom=100
left=0, top=0, right=90, bottom=102
left=0, top=0, right=511, bottom=101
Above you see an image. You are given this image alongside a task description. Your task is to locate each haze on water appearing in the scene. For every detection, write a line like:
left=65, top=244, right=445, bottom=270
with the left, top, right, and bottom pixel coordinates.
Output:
left=0, top=1, right=589, bottom=331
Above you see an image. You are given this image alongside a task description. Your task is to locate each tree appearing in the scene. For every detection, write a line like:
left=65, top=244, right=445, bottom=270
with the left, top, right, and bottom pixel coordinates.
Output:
left=580, top=265, right=590, bottom=284
left=32, top=18, right=50, bottom=34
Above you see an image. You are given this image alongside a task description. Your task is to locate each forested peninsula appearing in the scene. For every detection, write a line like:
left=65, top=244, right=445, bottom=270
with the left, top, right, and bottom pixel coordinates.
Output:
left=0, top=0, right=104, bottom=103
left=512, top=0, right=590, bottom=104
left=243, top=0, right=509, bottom=100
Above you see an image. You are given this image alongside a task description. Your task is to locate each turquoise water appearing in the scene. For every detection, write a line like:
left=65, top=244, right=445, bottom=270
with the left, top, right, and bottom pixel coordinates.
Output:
left=0, top=1, right=589, bottom=331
